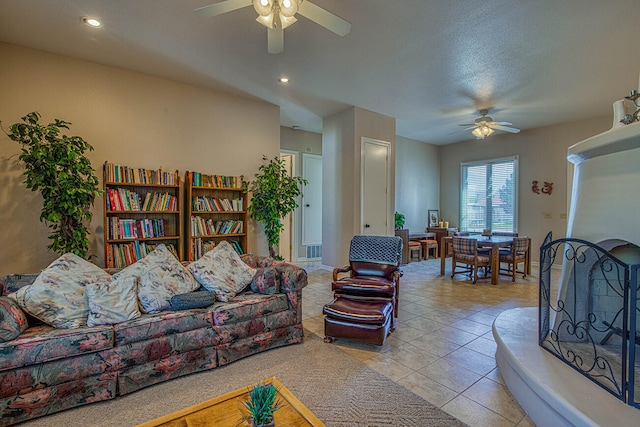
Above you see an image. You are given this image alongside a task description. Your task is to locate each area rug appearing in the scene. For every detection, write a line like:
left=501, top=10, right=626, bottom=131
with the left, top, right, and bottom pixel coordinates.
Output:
left=20, top=332, right=467, bottom=427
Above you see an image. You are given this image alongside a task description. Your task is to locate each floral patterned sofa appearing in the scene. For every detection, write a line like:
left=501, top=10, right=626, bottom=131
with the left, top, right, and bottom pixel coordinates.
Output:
left=0, top=248, right=307, bottom=426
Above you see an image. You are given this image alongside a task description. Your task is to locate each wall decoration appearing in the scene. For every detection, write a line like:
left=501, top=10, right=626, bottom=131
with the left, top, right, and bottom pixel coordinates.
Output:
left=532, top=180, right=553, bottom=195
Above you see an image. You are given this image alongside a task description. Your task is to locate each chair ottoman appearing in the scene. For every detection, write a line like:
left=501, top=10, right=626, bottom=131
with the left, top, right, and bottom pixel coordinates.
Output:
left=323, top=297, right=393, bottom=346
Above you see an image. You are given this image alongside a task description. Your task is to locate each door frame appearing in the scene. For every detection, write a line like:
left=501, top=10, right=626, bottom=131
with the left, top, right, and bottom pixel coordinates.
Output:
left=279, top=149, right=299, bottom=262
left=301, top=153, right=322, bottom=246
left=360, top=137, right=392, bottom=235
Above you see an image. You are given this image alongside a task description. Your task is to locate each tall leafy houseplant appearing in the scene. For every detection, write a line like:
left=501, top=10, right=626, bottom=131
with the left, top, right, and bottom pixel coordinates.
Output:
left=245, top=155, right=307, bottom=259
left=5, top=112, right=102, bottom=258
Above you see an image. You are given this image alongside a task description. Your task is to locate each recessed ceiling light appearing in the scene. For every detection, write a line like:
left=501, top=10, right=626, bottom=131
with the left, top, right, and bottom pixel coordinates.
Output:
left=279, top=77, right=290, bottom=83
left=82, top=17, right=102, bottom=28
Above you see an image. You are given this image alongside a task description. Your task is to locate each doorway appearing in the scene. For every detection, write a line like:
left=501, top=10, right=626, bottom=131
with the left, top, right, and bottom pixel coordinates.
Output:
left=279, top=151, right=296, bottom=261
left=360, top=137, right=391, bottom=235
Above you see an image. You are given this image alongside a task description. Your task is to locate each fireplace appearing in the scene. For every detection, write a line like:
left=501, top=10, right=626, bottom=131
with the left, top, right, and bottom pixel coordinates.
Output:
left=494, top=94, right=640, bottom=427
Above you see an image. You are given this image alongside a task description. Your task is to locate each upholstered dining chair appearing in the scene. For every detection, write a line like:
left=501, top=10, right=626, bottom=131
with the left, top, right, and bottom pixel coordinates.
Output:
left=323, top=235, right=402, bottom=345
left=451, top=236, right=491, bottom=284
left=498, top=236, right=530, bottom=281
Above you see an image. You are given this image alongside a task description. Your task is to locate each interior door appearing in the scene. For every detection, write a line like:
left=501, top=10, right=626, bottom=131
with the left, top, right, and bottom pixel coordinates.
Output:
left=361, top=138, right=391, bottom=235
left=302, top=153, right=322, bottom=246
left=278, top=152, right=295, bottom=261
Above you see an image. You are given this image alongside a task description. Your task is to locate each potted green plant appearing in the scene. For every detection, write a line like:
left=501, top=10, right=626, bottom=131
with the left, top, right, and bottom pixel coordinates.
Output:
left=244, top=155, right=307, bottom=259
left=394, top=211, right=406, bottom=229
left=3, top=112, right=102, bottom=258
left=240, top=380, right=284, bottom=427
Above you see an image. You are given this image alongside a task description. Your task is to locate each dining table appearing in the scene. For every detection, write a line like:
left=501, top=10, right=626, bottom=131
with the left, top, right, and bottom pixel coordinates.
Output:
left=439, top=235, right=531, bottom=285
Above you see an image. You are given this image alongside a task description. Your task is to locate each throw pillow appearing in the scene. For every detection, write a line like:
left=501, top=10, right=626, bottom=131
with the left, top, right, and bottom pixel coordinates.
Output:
left=113, top=244, right=199, bottom=314
left=250, top=267, right=280, bottom=295
left=188, top=240, right=256, bottom=302
left=9, top=253, right=112, bottom=328
left=0, top=296, right=29, bottom=342
left=86, top=277, right=141, bottom=327
left=169, top=290, right=216, bottom=311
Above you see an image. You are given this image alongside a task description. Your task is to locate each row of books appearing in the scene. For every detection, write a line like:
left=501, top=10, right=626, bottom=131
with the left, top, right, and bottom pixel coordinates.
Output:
left=105, top=162, right=177, bottom=185
left=191, top=171, right=243, bottom=189
left=107, top=217, right=166, bottom=240
left=106, top=242, right=177, bottom=268
left=190, top=239, right=217, bottom=261
left=107, top=188, right=178, bottom=212
left=190, top=216, right=243, bottom=236
left=192, top=196, right=243, bottom=212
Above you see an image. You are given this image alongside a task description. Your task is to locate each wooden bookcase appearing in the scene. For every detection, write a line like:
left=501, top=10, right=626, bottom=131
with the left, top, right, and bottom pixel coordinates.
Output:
left=184, top=171, right=247, bottom=261
left=103, top=162, right=183, bottom=268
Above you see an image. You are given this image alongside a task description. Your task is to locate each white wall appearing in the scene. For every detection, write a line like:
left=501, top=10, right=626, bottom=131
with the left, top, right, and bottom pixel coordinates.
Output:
left=322, top=107, right=396, bottom=267
left=0, top=42, right=280, bottom=275
left=439, top=116, right=611, bottom=262
left=395, top=136, right=440, bottom=232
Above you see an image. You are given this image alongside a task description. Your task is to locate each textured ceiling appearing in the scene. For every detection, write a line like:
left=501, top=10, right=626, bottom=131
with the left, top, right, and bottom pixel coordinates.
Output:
left=1, top=0, right=639, bottom=144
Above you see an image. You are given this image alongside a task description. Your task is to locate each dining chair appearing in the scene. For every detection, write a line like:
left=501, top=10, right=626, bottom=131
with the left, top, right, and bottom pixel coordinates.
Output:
left=498, top=236, right=529, bottom=281
left=451, top=236, right=491, bottom=284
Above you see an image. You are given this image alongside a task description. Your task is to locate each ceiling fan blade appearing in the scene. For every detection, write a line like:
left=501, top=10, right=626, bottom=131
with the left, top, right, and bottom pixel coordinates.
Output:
left=491, top=124, right=520, bottom=133
left=458, top=123, right=475, bottom=127
left=194, top=0, right=250, bottom=18
left=493, top=121, right=513, bottom=126
left=268, top=27, right=284, bottom=54
left=297, top=0, right=351, bottom=36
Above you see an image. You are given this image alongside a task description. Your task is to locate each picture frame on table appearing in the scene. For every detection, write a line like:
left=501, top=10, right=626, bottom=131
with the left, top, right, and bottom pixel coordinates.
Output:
left=428, top=210, right=439, bottom=227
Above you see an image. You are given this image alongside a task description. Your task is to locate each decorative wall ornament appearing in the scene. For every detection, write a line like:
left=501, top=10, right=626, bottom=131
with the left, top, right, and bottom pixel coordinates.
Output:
left=620, top=89, right=640, bottom=125
left=532, top=180, right=553, bottom=195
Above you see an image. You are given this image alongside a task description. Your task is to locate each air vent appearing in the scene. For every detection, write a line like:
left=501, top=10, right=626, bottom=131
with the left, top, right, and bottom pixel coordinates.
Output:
left=305, top=244, right=322, bottom=259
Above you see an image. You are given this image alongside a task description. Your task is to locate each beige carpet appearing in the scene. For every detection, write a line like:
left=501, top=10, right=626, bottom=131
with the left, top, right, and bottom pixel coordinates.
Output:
left=20, top=332, right=467, bottom=427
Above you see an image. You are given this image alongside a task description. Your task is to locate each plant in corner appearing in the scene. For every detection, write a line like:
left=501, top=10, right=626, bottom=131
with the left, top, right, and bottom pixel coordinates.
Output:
left=244, top=155, right=307, bottom=259
left=3, top=112, right=102, bottom=258
left=394, top=211, right=406, bottom=229
left=240, top=380, right=284, bottom=427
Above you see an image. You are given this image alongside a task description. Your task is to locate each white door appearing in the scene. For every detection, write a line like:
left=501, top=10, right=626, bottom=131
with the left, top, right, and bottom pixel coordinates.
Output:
left=361, top=138, right=391, bottom=235
left=278, top=152, right=295, bottom=261
left=302, top=153, right=322, bottom=246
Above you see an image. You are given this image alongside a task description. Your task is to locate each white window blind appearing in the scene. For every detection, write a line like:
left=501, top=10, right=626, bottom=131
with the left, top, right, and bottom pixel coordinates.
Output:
left=460, top=156, right=518, bottom=233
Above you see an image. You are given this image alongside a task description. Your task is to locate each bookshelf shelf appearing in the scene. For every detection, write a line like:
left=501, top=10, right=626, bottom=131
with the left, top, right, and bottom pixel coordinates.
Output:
left=103, top=162, right=183, bottom=268
left=185, top=171, right=247, bottom=261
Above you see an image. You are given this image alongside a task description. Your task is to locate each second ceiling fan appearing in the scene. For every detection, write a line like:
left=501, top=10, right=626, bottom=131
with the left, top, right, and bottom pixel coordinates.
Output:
left=195, top=0, right=351, bottom=54
left=459, top=109, right=521, bottom=140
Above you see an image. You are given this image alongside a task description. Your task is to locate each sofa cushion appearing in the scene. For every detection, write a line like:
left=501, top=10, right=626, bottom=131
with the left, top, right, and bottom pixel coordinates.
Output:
left=8, top=254, right=112, bottom=329
left=113, top=244, right=199, bottom=314
left=211, top=293, right=289, bottom=326
left=169, top=290, right=216, bottom=311
left=112, top=310, right=212, bottom=346
left=188, top=241, right=256, bottom=302
left=0, top=296, right=28, bottom=343
left=0, top=325, right=114, bottom=371
left=86, top=277, right=142, bottom=327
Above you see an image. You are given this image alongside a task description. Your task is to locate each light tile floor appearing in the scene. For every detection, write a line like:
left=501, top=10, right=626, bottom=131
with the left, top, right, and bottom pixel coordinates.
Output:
left=299, top=258, right=539, bottom=427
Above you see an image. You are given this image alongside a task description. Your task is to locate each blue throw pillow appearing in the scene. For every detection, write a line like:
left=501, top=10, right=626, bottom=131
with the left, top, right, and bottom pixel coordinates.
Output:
left=169, top=290, right=216, bottom=311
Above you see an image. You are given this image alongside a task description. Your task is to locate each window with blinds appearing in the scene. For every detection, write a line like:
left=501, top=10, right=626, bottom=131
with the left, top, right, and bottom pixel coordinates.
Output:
left=460, top=156, right=518, bottom=233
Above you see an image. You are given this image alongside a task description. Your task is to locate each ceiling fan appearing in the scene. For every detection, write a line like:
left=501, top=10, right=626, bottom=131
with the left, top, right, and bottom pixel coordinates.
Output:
left=194, top=0, right=351, bottom=54
left=459, top=109, right=521, bottom=140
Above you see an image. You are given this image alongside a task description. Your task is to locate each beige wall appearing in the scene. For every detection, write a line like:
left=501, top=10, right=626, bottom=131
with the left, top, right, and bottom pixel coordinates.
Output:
left=279, top=126, right=322, bottom=260
left=395, top=136, right=440, bottom=232
left=439, top=116, right=611, bottom=262
left=0, top=42, right=280, bottom=275
left=322, top=107, right=396, bottom=267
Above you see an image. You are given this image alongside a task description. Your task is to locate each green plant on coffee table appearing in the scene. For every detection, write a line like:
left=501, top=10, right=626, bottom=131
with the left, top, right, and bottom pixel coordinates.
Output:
left=394, top=211, right=406, bottom=229
left=240, top=380, right=284, bottom=427
left=3, top=112, right=102, bottom=258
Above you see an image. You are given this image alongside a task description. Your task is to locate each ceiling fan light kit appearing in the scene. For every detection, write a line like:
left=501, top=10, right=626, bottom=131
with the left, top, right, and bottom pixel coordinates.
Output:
left=196, top=0, right=351, bottom=54
left=461, top=109, right=520, bottom=140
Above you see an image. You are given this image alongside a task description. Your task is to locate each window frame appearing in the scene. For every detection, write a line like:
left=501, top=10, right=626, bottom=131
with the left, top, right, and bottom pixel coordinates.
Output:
left=459, top=155, right=519, bottom=233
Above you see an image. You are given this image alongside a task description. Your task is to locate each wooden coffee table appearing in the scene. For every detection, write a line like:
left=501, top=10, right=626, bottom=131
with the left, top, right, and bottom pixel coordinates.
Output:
left=136, top=377, right=325, bottom=427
